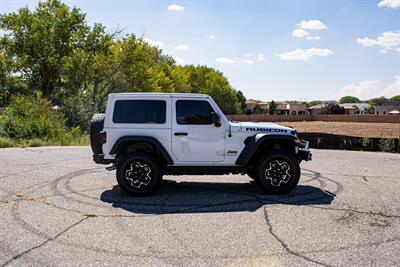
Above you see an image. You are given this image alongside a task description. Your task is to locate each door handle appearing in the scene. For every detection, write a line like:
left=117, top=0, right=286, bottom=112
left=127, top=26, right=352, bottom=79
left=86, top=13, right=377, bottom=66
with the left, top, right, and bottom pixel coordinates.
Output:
left=174, top=132, right=188, bottom=136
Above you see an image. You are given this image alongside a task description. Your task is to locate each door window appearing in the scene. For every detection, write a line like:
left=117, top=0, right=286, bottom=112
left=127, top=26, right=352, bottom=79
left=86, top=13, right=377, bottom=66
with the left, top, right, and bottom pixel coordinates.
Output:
left=176, top=100, right=215, bottom=125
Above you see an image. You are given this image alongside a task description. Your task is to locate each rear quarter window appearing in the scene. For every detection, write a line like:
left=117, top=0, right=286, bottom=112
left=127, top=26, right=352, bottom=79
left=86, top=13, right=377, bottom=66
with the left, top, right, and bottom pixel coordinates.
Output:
left=112, top=100, right=166, bottom=124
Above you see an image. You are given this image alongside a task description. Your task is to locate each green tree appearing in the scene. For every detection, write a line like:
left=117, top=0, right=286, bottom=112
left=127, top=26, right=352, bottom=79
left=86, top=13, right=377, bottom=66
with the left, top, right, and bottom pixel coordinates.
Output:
left=322, top=103, right=345, bottom=114
left=268, top=100, right=277, bottom=115
left=253, top=104, right=262, bottom=114
left=306, top=100, right=321, bottom=108
left=339, top=96, right=360, bottom=104
left=87, top=35, right=180, bottom=111
left=366, top=97, right=386, bottom=114
left=0, top=0, right=110, bottom=103
left=0, top=0, right=246, bottom=126
left=181, top=65, right=241, bottom=114
left=368, top=97, right=386, bottom=107
left=390, top=95, right=400, bottom=101
left=236, top=90, right=247, bottom=114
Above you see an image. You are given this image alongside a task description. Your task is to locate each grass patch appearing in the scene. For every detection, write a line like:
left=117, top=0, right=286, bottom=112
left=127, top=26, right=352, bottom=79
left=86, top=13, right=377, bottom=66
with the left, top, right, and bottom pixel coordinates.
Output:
left=0, top=137, right=15, bottom=148
left=0, top=135, right=89, bottom=148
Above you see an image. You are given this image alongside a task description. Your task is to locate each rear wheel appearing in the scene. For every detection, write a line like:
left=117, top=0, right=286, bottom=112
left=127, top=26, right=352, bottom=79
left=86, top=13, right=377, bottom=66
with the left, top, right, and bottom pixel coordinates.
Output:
left=254, top=151, right=300, bottom=194
left=116, top=152, right=163, bottom=196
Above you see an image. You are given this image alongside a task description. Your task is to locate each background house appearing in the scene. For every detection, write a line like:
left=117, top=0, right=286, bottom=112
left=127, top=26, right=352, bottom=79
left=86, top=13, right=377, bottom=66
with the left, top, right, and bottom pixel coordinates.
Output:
left=308, top=102, right=371, bottom=115
left=307, top=101, right=336, bottom=115
left=276, top=101, right=307, bottom=115
left=246, top=99, right=307, bottom=115
left=375, top=101, right=400, bottom=115
left=308, top=103, right=325, bottom=115
left=245, top=99, right=269, bottom=114
left=341, top=103, right=371, bottom=114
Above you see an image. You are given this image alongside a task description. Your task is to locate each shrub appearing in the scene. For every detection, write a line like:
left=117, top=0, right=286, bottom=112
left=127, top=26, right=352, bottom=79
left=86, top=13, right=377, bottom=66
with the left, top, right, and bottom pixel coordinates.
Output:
left=60, top=95, right=94, bottom=132
left=0, top=94, right=69, bottom=140
left=362, top=137, right=373, bottom=151
left=379, top=138, right=396, bottom=153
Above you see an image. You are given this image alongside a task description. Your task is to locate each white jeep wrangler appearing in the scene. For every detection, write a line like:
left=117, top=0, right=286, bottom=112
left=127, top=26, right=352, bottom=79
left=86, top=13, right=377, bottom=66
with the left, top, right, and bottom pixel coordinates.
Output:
left=90, top=93, right=311, bottom=196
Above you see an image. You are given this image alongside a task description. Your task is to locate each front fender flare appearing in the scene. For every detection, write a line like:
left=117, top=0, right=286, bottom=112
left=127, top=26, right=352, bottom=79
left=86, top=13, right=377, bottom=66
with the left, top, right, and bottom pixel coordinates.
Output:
left=235, top=134, right=297, bottom=165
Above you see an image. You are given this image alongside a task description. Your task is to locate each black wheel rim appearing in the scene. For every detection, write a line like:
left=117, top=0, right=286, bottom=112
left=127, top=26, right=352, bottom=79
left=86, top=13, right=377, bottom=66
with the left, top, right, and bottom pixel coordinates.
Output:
left=124, top=161, right=152, bottom=189
left=265, top=159, right=292, bottom=187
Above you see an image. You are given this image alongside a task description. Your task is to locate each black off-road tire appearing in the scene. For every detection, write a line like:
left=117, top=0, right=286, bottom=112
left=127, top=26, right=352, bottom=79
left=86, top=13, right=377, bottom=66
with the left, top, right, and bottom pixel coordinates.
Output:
left=116, top=152, right=163, bottom=196
left=254, top=151, right=300, bottom=194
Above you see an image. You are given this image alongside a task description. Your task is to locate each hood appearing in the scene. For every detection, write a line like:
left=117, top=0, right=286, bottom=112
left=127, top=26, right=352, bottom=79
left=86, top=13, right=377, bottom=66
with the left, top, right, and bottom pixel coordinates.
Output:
left=235, top=121, right=296, bottom=135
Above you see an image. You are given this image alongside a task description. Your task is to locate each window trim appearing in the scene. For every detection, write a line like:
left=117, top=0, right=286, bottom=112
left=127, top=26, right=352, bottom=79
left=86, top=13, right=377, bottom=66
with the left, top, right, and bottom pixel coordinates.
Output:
left=112, top=99, right=167, bottom=124
left=176, top=99, right=215, bottom=125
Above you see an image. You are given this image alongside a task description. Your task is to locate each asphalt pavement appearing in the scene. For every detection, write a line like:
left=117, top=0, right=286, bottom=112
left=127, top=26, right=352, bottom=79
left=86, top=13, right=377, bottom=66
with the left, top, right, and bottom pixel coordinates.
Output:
left=0, top=147, right=399, bottom=266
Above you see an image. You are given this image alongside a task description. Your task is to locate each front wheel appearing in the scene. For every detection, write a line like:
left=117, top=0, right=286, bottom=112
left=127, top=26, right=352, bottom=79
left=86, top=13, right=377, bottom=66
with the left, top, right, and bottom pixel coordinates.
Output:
left=116, top=152, right=163, bottom=196
left=254, top=151, right=300, bottom=194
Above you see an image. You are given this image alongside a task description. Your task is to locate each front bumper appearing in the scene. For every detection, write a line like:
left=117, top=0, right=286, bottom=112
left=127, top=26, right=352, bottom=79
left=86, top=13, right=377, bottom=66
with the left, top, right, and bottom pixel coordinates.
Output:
left=297, top=140, right=312, bottom=161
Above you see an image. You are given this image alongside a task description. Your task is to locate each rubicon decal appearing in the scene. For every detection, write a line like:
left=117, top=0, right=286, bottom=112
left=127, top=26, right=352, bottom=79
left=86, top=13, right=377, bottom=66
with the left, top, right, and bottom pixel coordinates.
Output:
left=245, top=127, right=288, bottom=133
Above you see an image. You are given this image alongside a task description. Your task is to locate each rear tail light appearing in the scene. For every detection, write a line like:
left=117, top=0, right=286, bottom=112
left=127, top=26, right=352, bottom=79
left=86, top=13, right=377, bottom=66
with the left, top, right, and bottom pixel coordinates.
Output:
left=99, top=131, right=107, bottom=144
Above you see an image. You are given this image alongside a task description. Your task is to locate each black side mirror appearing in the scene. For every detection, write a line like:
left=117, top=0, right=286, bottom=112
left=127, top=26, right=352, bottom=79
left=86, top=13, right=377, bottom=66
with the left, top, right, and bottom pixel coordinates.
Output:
left=211, top=112, right=221, bottom=127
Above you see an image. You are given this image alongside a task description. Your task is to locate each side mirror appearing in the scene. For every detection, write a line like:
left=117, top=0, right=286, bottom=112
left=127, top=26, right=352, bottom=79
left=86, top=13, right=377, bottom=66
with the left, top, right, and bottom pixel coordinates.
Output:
left=211, top=112, right=221, bottom=127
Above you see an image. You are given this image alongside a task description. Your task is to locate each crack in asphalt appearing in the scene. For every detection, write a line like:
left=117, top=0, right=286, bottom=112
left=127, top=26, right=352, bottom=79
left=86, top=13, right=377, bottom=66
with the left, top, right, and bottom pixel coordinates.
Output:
left=306, top=205, right=400, bottom=219
left=1, top=217, right=88, bottom=267
left=262, top=206, right=329, bottom=266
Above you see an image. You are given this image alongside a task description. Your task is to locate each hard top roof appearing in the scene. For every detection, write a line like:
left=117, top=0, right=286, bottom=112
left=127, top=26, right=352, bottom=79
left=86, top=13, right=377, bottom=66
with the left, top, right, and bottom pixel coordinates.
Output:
left=109, top=92, right=209, bottom=98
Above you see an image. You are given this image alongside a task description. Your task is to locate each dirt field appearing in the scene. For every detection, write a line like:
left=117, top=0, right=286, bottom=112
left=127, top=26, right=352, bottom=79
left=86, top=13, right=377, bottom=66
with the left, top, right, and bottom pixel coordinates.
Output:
left=278, top=121, right=400, bottom=138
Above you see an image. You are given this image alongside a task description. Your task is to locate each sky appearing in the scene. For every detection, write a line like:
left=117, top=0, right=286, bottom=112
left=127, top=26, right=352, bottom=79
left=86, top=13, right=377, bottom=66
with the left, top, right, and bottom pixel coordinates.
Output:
left=1, top=0, right=400, bottom=101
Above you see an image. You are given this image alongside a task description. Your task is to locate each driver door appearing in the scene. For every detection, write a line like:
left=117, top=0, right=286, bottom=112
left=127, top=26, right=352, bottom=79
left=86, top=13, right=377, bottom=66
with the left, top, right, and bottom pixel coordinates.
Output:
left=171, top=98, right=226, bottom=163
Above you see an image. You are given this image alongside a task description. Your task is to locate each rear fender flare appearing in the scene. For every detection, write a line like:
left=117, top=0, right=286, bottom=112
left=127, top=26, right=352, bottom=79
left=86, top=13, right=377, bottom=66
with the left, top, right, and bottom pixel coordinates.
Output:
left=110, top=136, right=174, bottom=165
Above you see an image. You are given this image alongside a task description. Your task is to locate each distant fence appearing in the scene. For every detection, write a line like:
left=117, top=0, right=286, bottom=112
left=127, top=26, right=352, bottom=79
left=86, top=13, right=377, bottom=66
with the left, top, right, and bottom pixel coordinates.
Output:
left=227, top=114, right=400, bottom=123
left=298, top=133, right=399, bottom=153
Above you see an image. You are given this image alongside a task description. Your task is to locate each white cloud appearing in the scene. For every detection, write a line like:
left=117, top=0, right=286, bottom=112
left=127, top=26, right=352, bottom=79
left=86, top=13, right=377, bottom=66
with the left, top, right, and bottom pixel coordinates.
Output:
left=339, top=76, right=400, bottom=99
left=306, top=36, right=321, bottom=40
left=168, top=4, right=184, bottom=11
left=397, top=48, right=400, bottom=53
left=257, top=54, right=265, bottom=61
left=144, top=38, right=164, bottom=48
left=340, top=80, right=381, bottom=99
left=378, top=0, right=400, bottom=9
left=244, top=60, right=254, bottom=64
left=383, top=75, right=400, bottom=97
left=215, top=57, right=235, bottom=64
left=174, top=57, right=185, bottom=65
left=208, top=35, right=215, bottom=39
left=275, top=47, right=332, bottom=61
left=297, top=20, right=327, bottom=30
left=245, top=53, right=254, bottom=57
left=357, top=31, right=400, bottom=52
left=292, top=29, right=310, bottom=38
left=292, top=21, right=324, bottom=40
left=174, top=44, right=190, bottom=50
